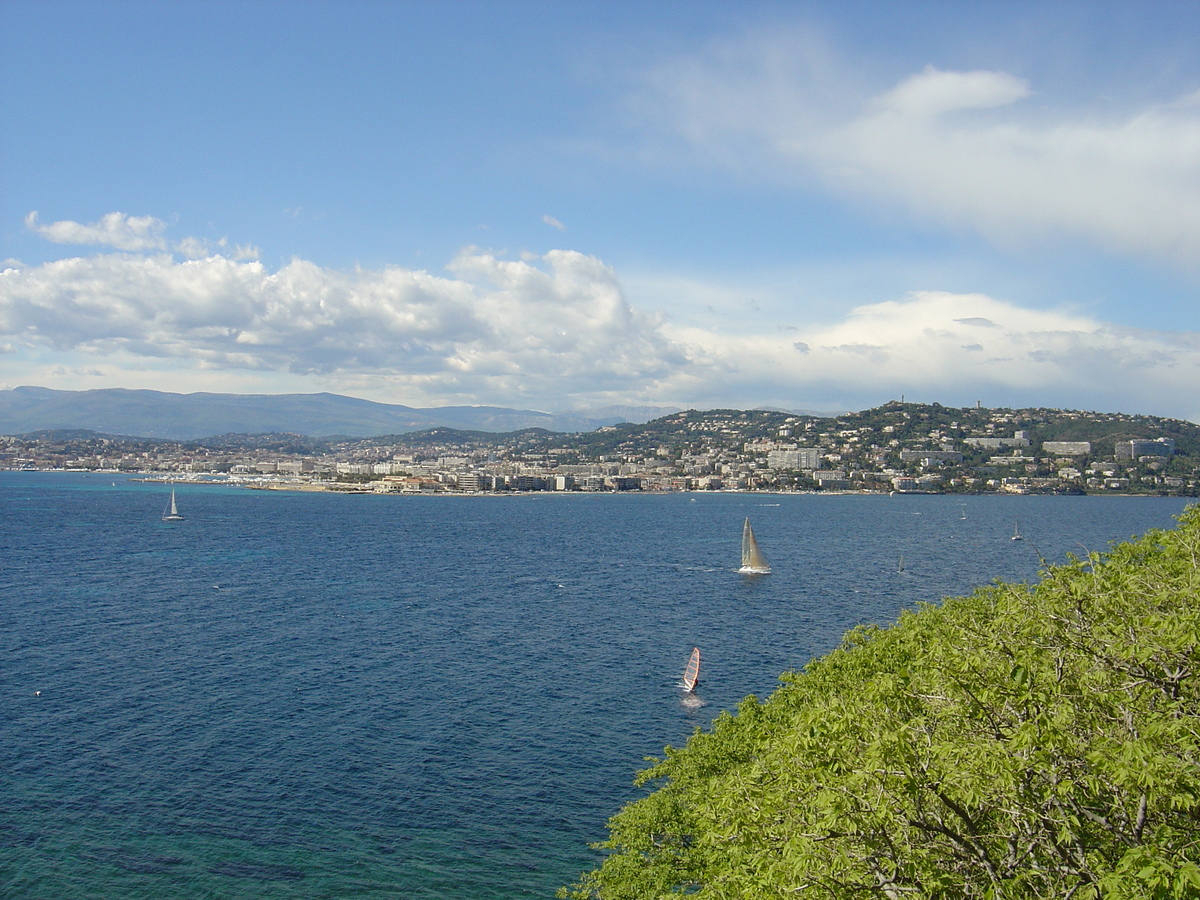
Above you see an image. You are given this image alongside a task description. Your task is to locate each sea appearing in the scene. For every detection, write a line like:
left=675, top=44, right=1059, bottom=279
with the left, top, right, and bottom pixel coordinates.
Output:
left=1, top=471, right=1193, bottom=899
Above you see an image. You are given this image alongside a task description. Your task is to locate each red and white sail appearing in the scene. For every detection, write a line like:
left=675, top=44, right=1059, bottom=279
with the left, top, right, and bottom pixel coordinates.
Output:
left=682, top=647, right=700, bottom=692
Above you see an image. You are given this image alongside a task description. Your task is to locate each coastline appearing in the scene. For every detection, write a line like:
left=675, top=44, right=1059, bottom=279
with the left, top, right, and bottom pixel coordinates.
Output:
left=3, top=468, right=1184, bottom=499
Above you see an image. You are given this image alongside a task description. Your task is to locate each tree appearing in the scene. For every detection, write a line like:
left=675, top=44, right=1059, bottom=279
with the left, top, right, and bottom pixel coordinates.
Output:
left=563, top=507, right=1200, bottom=899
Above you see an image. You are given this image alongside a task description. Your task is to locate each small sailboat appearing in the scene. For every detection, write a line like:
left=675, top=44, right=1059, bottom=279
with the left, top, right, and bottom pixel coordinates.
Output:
left=1011, top=520, right=1023, bottom=541
left=681, top=647, right=701, bottom=693
left=897, top=554, right=905, bottom=573
left=162, top=485, right=185, bottom=522
left=738, top=517, right=770, bottom=574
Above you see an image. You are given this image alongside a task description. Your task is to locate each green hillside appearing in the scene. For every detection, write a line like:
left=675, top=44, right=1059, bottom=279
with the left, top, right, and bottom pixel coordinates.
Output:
left=564, top=505, right=1200, bottom=900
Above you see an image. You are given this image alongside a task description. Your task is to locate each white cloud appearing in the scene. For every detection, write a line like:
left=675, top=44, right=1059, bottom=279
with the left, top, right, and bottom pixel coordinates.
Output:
left=542, top=214, right=567, bottom=231
left=25, top=211, right=169, bottom=252
left=876, top=67, right=1031, bottom=118
left=623, top=34, right=1200, bottom=268
left=226, top=242, right=262, bottom=261
left=24, top=211, right=261, bottom=262
left=0, top=245, right=690, bottom=410
left=174, top=236, right=261, bottom=261
left=3, top=241, right=1198, bottom=420
left=660, top=290, right=1200, bottom=418
left=173, top=237, right=212, bottom=260
left=823, top=71, right=1200, bottom=264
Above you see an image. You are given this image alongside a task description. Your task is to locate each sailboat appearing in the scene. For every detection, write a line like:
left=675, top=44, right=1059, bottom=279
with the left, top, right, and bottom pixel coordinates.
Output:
left=681, top=647, right=701, bottom=693
left=162, top=485, right=185, bottom=522
left=738, top=517, right=770, bottom=574
left=1011, top=520, right=1023, bottom=541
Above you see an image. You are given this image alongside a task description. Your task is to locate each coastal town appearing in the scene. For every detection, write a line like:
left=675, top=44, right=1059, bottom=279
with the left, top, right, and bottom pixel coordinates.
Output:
left=3, top=401, right=1198, bottom=497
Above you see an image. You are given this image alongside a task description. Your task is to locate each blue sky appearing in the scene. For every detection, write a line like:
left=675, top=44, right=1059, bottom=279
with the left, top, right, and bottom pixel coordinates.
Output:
left=3, top=0, right=1199, bottom=421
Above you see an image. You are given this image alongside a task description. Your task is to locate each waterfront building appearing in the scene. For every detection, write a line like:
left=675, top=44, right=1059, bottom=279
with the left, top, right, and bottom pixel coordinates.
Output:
left=456, top=473, right=485, bottom=492
left=814, top=469, right=850, bottom=490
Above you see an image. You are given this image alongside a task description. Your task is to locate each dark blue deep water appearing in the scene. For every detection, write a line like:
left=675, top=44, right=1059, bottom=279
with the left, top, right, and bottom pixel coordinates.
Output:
left=1, top=472, right=1193, bottom=898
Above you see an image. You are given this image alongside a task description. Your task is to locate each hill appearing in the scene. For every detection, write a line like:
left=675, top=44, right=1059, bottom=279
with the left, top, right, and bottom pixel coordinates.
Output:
left=4, top=401, right=1198, bottom=496
left=0, top=386, right=676, bottom=438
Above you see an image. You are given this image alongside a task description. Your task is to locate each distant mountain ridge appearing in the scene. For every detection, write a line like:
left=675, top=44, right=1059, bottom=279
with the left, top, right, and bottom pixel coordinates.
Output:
left=0, top=386, right=679, bottom=439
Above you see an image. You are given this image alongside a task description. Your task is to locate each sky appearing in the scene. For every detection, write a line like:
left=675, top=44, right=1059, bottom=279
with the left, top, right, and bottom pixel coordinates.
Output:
left=2, top=0, right=1200, bottom=422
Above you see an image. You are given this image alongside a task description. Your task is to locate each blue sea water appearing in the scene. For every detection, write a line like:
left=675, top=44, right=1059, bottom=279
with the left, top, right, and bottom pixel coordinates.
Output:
left=1, top=472, right=1193, bottom=898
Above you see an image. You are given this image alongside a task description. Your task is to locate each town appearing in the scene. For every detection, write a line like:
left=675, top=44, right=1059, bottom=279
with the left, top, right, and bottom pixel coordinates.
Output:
left=3, top=401, right=1198, bottom=497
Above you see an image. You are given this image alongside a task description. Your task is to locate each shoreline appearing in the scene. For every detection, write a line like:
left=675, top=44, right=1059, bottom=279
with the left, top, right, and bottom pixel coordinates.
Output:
left=2, top=468, right=1190, bottom=499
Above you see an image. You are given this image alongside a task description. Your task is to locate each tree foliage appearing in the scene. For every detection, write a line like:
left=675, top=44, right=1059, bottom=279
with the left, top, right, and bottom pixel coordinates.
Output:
left=563, top=506, right=1200, bottom=899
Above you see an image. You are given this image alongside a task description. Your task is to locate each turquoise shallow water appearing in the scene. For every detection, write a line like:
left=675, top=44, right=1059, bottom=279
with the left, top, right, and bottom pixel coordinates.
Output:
left=1, top=472, right=1192, bottom=898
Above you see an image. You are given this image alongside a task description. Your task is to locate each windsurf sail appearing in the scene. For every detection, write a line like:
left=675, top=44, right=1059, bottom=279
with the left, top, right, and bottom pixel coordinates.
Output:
left=682, top=647, right=700, bottom=693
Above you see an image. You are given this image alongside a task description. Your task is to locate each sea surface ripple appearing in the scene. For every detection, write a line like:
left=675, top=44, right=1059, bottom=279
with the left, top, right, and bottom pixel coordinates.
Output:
left=1, top=473, right=1192, bottom=898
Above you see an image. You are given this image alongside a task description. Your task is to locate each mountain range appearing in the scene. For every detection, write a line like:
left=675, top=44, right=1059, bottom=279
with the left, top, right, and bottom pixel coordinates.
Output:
left=0, top=386, right=681, bottom=439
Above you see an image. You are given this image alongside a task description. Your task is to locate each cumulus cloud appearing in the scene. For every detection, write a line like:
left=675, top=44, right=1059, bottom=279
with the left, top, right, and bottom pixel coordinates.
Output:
left=24, top=211, right=261, bottom=261
left=660, top=290, right=1200, bottom=418
left=3, top=239, right=1198, bottom=419
left=0, top=245, right=692, bottom=409
left=624, top=34, right=1200, bottom=267
left=175, top=236, right=261, bottom=261
left=25, top=211, right=169, bottom=252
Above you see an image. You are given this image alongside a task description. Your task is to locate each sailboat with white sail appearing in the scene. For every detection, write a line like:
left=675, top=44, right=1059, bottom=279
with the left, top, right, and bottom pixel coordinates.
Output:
left=738, top=517, right=770, bottom=574
left=162, top=485, right=184, bottom=522
left=681, top=647, right=700, bottom=693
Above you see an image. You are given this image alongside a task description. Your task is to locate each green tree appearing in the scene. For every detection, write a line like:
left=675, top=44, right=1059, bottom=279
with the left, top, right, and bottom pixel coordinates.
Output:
left=564, top=506, right=1200, bottom=899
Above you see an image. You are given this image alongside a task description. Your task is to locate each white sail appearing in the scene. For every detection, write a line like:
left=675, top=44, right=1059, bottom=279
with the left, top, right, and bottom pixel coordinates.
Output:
left=162, top=486, right=184, bottom=521
left=739, top=517, right=770, bottom=574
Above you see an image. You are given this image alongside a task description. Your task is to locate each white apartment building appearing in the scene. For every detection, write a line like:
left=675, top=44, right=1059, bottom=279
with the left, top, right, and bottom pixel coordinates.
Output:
left=766, top=448, right=821, bottom=470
